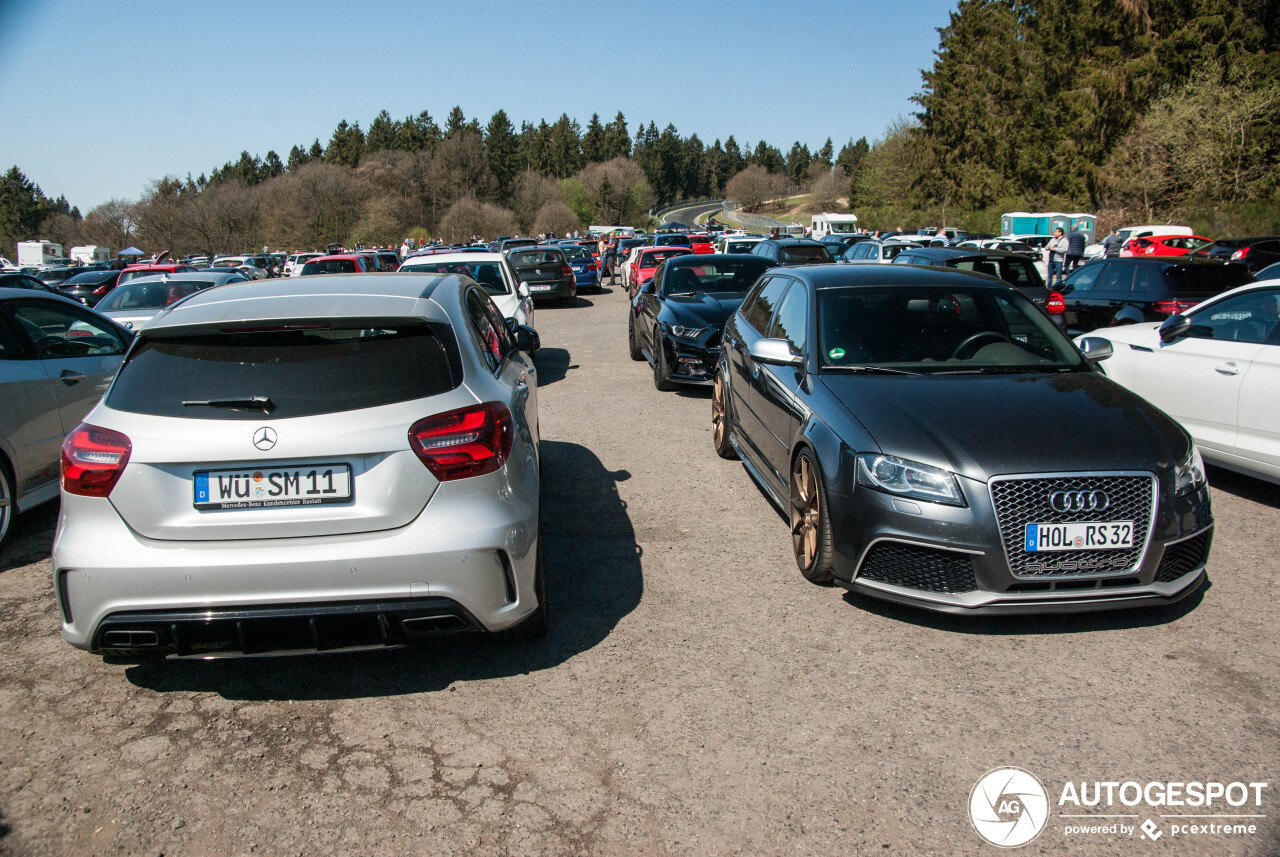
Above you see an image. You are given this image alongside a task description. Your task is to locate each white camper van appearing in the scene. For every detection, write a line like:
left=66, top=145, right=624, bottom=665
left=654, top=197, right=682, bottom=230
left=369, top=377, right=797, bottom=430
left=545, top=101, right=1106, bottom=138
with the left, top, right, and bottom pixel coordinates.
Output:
left=17, top=240, right=65, bottom=268
left=69, top=245, right=111, bottom=265
left=810, top=213, right=859, bottom=239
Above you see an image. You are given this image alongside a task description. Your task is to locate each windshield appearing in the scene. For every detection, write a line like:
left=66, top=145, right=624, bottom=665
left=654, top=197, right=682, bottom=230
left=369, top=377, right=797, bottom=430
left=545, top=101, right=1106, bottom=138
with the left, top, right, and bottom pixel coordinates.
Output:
left=97, top=282, right=202, bottom=312
left=301, top=259, right=355, bottom=275
left=826, top=222, right=859, bottom=234
left=779, top=245, right=834, bottom=264
left=662, top=260, right=770, bottom=296
left=400, top=260, right=511, bottom=295
left=818, top=286, right=1084, bottom=372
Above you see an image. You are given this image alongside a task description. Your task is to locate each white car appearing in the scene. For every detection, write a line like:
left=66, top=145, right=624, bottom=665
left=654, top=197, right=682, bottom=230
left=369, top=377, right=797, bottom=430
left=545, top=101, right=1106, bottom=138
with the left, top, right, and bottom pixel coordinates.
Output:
left=840, top=239, right=922, bottom=264
left=285, top=252, right=324, bottom=277
left=716, top=236, right=762, bottom=255
left=398, top=251, right=535, bottom=330
left=959, top=237, right=1050, bottom=282
left=1075, top=279, right=1280, bottom=484
left=211, top=256, right=270, bottom=280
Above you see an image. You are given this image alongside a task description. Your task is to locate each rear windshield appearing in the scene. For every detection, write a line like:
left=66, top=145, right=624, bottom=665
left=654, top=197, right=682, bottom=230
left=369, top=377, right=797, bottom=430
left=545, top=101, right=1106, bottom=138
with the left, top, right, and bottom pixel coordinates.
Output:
left=951, top=257, right=1043, bottom=287
left=1165, top=264, right=1255, bottom=296
left=510, top=250, right=563, bottom=266
left=779, top=245, right=834, bottom=264
left=108, top=324, right=460, bottom=420
left=656, top=235, right=691, bottom=246
left=301, top=259, right=356, bottom=275
left=400, top=260, right=511, bottom=295
left=96, top=282, right=202, bottom=312
left=641, top=249, right=687, bottom=266
left=560, top=245, right=590, bottom=260
left=725, top=241, right=759, bottom=254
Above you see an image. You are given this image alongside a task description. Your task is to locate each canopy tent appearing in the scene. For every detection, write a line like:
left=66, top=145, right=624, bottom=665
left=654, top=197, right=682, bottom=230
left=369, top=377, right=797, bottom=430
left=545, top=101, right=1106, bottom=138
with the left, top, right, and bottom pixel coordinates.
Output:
left=118, top=247, right=146, bottom=257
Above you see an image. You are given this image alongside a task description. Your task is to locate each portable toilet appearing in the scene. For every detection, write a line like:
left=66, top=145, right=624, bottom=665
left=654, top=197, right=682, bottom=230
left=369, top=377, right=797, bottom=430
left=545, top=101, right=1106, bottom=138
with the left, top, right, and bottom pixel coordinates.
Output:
left=1069, top=214, right=1096, bottom=242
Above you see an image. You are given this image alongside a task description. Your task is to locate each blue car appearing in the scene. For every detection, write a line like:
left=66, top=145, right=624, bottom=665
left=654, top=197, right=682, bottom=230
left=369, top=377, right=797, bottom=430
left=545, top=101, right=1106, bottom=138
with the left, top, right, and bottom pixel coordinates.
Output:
left=560, top=244, right=601, bottom=293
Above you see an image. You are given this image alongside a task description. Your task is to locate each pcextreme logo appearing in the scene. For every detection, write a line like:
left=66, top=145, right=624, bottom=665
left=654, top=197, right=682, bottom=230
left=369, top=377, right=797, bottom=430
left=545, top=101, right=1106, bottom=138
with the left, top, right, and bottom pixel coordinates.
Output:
left=969, top=769, right=1269, bottom=848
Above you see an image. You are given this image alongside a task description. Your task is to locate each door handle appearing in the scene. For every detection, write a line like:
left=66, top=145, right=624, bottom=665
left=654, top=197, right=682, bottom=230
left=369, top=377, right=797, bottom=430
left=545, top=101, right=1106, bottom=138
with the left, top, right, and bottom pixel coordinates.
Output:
left=1214, top=362, right=1241, bottom=376
left=59, top=370, right=86, bottom=385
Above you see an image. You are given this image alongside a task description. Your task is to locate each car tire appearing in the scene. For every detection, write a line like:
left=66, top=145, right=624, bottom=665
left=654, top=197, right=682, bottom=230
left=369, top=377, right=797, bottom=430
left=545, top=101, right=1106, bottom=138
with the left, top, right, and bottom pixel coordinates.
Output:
left=0, top=459, right=13, bottom=547
left=711, top=369, right=738, bottom=460
left=497, top=530, right=547, bottom=642
left=628, top=312, right=645, bottom=361
left=652, top=333, right=677, bottom=391
left=790, top=449, right=834, bottom=584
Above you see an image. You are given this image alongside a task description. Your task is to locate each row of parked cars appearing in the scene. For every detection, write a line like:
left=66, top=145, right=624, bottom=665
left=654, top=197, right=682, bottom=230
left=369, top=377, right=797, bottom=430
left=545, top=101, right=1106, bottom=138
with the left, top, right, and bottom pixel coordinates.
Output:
left=619, top=224, right=1276, bottom=620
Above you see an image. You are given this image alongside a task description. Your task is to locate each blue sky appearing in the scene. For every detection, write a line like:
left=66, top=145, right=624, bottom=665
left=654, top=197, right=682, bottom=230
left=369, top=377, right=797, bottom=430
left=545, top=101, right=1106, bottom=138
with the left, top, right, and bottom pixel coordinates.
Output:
left=0, top=0, right=957, bottom=211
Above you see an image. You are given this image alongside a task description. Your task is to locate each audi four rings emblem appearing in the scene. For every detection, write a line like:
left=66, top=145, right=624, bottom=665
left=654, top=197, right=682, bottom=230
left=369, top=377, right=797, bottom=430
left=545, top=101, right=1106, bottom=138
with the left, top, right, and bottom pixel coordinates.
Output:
left=1049, top=490, right=1109, bottom=513
left=253, top=427, right=277, bottom=451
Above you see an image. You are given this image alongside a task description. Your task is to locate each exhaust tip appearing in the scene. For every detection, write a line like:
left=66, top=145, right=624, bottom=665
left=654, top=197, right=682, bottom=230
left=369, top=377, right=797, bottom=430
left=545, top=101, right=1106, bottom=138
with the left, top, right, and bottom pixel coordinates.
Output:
left=102, top=629, right=160, bottom=648
left=400, top=615, right=468, bottom=637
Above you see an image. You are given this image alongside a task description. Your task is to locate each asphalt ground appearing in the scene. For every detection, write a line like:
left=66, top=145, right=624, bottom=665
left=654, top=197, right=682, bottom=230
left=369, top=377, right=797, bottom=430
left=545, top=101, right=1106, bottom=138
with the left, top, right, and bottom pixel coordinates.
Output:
left=0, top=275, right=1277, bottom=856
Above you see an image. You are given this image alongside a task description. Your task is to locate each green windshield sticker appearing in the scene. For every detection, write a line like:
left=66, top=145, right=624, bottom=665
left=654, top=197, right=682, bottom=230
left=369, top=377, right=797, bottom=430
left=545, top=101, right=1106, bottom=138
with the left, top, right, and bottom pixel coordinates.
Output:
left=829, top=347, right=846, bottom=360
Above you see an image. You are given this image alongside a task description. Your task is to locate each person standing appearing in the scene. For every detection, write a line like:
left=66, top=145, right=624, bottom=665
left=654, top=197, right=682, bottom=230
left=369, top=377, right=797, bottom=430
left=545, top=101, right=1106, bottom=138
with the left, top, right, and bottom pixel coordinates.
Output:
left=1101, top=227, right=1124, bottom=258
left=602, top=234, right=618, bottom=284
left=1065, top=227, right=1086, bottom=273
left=1046, top=227, right=1069, bottom=287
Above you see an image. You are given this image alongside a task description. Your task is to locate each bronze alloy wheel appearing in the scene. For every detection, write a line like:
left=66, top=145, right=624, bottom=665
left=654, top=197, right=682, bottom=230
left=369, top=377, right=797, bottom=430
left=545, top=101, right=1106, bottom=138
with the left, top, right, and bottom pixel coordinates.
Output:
left=790, top=450, right=834, bottom=583
left=711, top=372, right=738, bottom=460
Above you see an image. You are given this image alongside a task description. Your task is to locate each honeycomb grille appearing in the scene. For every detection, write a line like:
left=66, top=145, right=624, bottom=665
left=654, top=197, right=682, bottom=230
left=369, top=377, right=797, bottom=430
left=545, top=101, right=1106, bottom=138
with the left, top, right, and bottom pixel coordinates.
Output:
left=857, top=542, right=978, bottom=593
left=1155, top=531, right=1212, bottom=582
left=990, top=475, right=1154, bottom=576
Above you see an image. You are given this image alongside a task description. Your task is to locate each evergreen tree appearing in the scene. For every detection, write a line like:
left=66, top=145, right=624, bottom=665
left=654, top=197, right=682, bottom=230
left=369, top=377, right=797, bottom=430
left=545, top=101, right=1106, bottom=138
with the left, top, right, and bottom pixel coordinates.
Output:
left=485, top=109, right=521, bottom=198
left=0, top=165, right=54, bottom=244
left=308, top=139, right=324, bottom=160
left=444, top=106, right=468, bottom=139
left=395, top=111, right=440, bottom=152
left=582, top=113, right=607, bottom=163
left=785, top=142, right=811, bottom=183
left=724, top=136, right=745, bottom=175
left=263, top=150, right=284, bottom=179
left=815, top=138, right=834, bottom=168
left=546, top=114, right=583, bottom=178
left=325, top=120, right=365, bottom=168
left=605, top=112, right=631, bottom=158
left=366, top=110, right=398, bottom=152
left=286, top=145, right=310, bottom=172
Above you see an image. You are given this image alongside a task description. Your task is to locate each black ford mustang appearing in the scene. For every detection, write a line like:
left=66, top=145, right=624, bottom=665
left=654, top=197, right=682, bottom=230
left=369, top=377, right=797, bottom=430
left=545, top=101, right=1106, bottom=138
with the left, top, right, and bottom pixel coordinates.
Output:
left=629, top=253, right=772, bottom=390
left=713, top=264, right=1213, bottom=615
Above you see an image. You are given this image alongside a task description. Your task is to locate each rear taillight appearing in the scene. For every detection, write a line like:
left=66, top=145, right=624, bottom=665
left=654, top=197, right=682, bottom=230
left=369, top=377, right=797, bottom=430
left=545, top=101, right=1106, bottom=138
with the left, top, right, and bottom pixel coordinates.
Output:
left=1230, top=247, right=1250, bottom=261
left=1046, top=292, right=1065, bottom=314
left=92, top=283, right=113, bottom=295
left=409, top=403, right=513, bottom=481
left=560, top=264, right=573, bottom=278
left=1153, top=300, right=1197, bottom=316
left=61, top=424, right=131, bottom=497
left=587, top=262, right=598, bottom=272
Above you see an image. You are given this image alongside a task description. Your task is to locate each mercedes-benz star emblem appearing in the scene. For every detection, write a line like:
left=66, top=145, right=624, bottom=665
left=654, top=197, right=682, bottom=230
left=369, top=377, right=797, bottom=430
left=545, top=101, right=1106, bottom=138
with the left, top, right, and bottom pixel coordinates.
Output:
left=253, top=427, right=277, bottom=451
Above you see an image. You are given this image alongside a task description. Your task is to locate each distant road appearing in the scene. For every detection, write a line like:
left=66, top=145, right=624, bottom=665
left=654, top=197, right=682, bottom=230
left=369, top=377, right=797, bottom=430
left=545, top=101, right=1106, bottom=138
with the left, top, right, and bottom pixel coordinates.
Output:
left=659, top=201, right=723, bottom=227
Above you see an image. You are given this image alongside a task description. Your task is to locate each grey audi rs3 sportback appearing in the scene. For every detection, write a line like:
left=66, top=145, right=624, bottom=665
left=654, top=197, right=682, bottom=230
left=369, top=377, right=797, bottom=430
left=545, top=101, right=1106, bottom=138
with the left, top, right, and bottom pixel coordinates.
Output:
left=712, top=264, right=1212, bottom=614
left=53, top=273, right=546, bottom=657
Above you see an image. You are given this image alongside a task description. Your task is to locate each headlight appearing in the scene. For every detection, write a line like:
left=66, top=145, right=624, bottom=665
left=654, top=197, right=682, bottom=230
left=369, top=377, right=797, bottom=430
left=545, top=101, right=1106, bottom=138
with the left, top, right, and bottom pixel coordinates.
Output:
left=1173, top=445, right=1207, bottom=495
left=856, top=453, right=965, bottom=506
left=667, top=324, right=706, bottom=340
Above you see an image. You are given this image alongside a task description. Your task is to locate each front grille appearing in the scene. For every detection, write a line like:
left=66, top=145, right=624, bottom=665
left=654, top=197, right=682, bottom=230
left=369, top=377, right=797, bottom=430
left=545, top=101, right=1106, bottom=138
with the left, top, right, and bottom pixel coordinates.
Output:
left=990, top=474, right=1155, bottom=576
left=857, top=542, right=978, bottom=593
left=1155, top=530, right=1212, bottom=582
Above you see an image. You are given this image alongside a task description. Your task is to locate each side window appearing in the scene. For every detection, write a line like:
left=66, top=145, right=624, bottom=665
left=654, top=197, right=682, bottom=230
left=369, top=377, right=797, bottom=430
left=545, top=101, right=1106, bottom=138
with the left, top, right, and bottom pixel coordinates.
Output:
left=478, top=293, right=515, bottom=355
left=743, top=276, right=789, bottom=334
left=11, top=301, right=126, bottom=358
left=464, top=289, right=504, bottom=372
left=1186, top=289, right=1280, bottom=345
left=0, top=315, right=33, bottom=359
left=768, top=282, right=808, bottom=354
left=651, top=263, right=665, bottom=294
left=1096, top=264, right=1135, bottom=292
left=1131, top=267, right=1152, bottom=292
left=1064, top=263, right=1103, bottom=292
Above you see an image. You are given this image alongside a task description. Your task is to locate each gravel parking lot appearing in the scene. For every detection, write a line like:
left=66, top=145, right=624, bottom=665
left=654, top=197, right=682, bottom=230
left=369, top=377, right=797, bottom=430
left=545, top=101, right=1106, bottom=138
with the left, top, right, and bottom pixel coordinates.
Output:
left=1, top=279, right=1277, bottom=856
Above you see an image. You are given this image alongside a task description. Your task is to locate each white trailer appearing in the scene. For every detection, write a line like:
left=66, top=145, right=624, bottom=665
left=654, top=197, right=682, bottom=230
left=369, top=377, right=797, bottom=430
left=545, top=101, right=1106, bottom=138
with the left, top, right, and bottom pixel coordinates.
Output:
left=810, top=213, right=859, bottom=239
left=17, top=240, right=65, bottom=267
left=69, top=245, right=111, bottom=265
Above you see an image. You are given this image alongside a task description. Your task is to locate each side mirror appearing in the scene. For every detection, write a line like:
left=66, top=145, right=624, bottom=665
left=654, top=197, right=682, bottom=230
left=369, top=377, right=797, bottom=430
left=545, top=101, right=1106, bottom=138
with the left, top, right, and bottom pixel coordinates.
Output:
left=640, top=281, right=655, bottom=294
left=517, top=283, right=530, bottom=299
left=511, top=323, right=540, bottom=354
left=1076, top=336, right=1113, bottom=362
left=1159, top=314, right=1191, bottom=343
left=749, top=337, right=803, bottom=367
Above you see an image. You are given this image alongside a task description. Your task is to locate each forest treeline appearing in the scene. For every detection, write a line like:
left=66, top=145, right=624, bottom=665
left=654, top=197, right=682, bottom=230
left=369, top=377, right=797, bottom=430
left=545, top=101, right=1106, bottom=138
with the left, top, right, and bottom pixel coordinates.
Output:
left=3, top=0, right=1276, bottom=256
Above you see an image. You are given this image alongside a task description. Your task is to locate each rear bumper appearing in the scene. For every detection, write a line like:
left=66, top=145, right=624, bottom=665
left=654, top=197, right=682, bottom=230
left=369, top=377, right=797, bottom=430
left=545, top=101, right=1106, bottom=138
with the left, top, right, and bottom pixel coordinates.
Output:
left=53, top=474, right=540, bottom=652
left=525, top=279, right=575, bottom=300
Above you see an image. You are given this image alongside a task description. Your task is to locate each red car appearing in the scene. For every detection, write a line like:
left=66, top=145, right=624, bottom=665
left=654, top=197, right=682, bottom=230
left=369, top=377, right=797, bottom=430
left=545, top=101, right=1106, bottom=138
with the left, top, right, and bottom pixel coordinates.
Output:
left=1125, top=234, right=1211, bottom=257
left=298, top=254, right=377, bottom=275
left=628, top=247, right=693, bottom=297
left=688, top=234, right=715, bottom=254
left=119, top=263, right=196, bottom=284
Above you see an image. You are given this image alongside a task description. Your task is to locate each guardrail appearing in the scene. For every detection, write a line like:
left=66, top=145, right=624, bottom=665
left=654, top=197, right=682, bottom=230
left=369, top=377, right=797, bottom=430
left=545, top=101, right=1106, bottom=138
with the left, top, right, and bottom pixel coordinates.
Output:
left=720, top=201, right=789, bottom=231
left=649, top=198, right=723, bottom=221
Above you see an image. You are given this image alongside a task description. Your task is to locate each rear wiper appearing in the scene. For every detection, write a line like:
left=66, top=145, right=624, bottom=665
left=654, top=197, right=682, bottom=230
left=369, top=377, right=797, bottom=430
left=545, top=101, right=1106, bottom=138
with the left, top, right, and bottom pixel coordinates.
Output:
left=181, top=395, right=276, bottom=412
left=824, top=365, right=920, bottom=375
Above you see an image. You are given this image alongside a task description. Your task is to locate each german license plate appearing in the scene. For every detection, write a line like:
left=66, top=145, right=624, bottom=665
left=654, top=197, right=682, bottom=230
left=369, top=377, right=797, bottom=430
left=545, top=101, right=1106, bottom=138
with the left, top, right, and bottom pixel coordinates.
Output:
left=1024, top=521, right=1133, bottom=552
left=194, top=464, right=352, bottom=510
left=529, top=284, right=555, bottom=292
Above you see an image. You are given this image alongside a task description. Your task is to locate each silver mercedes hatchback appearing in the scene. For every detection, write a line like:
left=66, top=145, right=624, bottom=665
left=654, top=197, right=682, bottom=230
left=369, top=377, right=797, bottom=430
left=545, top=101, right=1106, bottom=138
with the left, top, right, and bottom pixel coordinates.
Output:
left=53, top=273, right=545, bottom=657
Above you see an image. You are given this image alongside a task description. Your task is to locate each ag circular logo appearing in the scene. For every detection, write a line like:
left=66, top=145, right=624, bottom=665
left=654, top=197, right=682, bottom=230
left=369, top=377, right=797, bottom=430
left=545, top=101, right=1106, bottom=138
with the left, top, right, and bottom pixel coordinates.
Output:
left=969, top=767, right=1049, bottom=848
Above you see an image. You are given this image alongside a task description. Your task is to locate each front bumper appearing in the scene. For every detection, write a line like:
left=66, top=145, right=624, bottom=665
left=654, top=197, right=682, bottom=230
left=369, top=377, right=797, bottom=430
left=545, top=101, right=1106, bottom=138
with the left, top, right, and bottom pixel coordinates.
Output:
left=659, top=335, right=720, bottom=385
left=825, top=471, right=1212, bottom=615
left=53, top=473, right=540, bottom=653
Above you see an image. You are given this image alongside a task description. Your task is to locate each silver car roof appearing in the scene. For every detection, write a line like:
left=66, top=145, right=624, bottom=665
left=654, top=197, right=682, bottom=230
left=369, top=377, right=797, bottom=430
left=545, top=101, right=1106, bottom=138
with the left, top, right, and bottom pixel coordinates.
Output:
left=116, top=271, right=250, bottom=286
left=140, top=272, right=457, bottom=332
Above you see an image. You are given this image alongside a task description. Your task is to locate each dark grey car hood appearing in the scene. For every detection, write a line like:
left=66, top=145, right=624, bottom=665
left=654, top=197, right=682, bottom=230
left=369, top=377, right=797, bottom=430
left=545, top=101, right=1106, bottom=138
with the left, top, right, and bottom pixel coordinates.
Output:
left=660, top=292, right=746, bottom=329
left=817, top=371, right=1189, bottom=482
